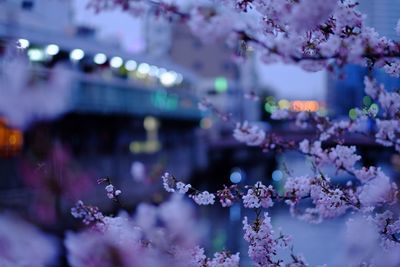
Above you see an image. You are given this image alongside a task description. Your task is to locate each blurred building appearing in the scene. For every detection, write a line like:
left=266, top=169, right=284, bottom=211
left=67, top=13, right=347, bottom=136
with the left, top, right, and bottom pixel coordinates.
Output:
left=0, top=0, right=208, bottom=206
left=359, top=0, right=400, bottom=41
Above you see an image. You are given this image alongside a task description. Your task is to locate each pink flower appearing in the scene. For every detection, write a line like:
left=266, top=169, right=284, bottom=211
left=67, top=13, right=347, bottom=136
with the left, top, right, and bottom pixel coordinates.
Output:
left=190, top=191, right=215, bottom=205
left=233, top=121, right=266, bottom=146
left=209, top=251, right=240, bottom=267
left=289, top=0, right=336, bottom=33
left=357, top=172, right=398, bottom=207
left=162, top=172, right=176, bottom=193
left=242, top=181, right=274, bottom=209
left=0, top=56, right=71, bottom=128
left=284, top=176, right=311, bottom=202
left=0, top=215, right=57, bottom=267
left=375, top=120, right=400, bottom=152
left=328, top=145, right=361, bottom=171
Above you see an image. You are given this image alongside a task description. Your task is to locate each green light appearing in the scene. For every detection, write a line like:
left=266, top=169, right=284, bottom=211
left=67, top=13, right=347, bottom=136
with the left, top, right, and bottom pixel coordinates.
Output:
left=214, top=77, right=228, bottom=93
left=264, top=102, right=277, bottom=113
left=363, top=96, right=372, bottom=107
left=369, top=103, right=379, bottom=116
left=349, top=108, right=357, bottom=120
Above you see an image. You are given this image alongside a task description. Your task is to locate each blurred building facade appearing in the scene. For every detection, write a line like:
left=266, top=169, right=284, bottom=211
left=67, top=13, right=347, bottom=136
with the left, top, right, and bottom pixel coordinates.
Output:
left=0, top=0, right=209, bottom=208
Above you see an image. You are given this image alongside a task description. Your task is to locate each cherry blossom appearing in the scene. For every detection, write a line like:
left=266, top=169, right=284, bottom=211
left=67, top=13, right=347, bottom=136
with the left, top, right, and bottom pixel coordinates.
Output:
left=373, top=211, right=400, bottom=248
left=242, top=181, right=274, bottom=209
left=176, top=181, right=191, bottom=194
left=375, top=120, right=400, bottom=152
left=68, top=194, right=238, bottom=267
left=328, top=145, right=361, bottom=171
left=243, top=212, right=293, bottom=266
left=162, top=172, right=176, bottom=193
left=0, top=214, right=57, bottom=267
left=71, top=200, right=104, bottom=225
left=208, top=251, right=240, bottom=267
left=357, top=172, right=398, bottom=208
left=190, top=191, right=215, bottom=205
left=0, top=54, right=71, bottom=129
left=216, top=185, right=238, bottom=207
left=233, top=121, right=266, bottom=146
left=12, top=1, right=400, bottom=266
left=98, top=178, right=122, bottom=201
left=284, top=175, right=312, bottom=203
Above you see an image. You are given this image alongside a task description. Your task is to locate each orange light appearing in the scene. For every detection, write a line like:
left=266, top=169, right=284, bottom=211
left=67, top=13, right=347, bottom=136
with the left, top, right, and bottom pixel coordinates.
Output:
left=290, top=100, right=320, bottom=112
left=0, top=118, right=23, bottom=157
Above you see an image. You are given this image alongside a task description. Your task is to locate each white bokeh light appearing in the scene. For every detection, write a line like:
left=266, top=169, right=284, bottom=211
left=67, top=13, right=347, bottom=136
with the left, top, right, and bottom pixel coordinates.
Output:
left=125, top=60, right=137, bottom=71
left=110, top=56, right=123, bottom=68
left=18, top=39, right=30, bottom=49
left=94, top=53, right=107, bottom=64
left=137, top=63, right=150, bottom=75
left=160, top=71, right=177, bottom=87
left=28, top=49, right=45, bottom=61
left=45, top=44, right=59, bottom=56
left=70, top=49, right=85, bottom=61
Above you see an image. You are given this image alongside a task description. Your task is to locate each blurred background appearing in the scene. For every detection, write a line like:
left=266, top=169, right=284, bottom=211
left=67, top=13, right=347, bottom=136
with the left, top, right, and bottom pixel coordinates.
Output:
left=0, top=0, right=399, bottom=266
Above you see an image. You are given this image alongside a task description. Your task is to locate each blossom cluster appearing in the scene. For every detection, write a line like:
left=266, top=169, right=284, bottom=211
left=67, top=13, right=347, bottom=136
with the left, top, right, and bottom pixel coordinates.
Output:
left=0, top=214, right=57, bottom=267
left=162, top=172, right=215, bottom=205
left=67, top=194, right=240, bottom=267
left=233, top=121, right=266, bottom=146
left=97, top=177, right=122, bottom=201
left=0, top=48, right=71, bottom=128
left=71, top=200, right=104, bottom=225
left=158, top=69, right=400, bottom=263
left=2, top=0, right=399, bottom=266
left=242, top=181, right=274, bottom=209
left=243, top=212, right=293, bottom=266
left=89, top=0, right=400, bottom=77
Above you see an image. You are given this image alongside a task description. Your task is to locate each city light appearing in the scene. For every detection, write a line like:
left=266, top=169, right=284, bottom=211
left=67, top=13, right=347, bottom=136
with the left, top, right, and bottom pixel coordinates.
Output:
left=143, top=116, right=159, bottom=131
left=125, top=60, right=137, bottom=71
left=264, top=102, right=277, bottom=113
left=349, top=108, right=357, bottom=120
left=110, top=56, right=123, bottom=68
left=45, top=44, right=59, bottom=56
left=214, top=76, right=228, bottom=93
left=17, top=39, right=30, bottom=49
left=137, top=63, right=150, bottom=75
left=278, top=99, right=290, bottom=109
left=272, top=170, right=283, bottom=181
left=160, top=71, right=177, bottom=87
left=230, top=168, right=243, bottom=183
left=149, top=65, right=159, bottom=77
left=70, top=49, right=85, bottom=61
left=130, top=161, right=145, bottom=182
left=290, top=100, right=319, bottom=112
left=200, top=118, right=213, bottom=129
left=264, top=98, right=322, bottom=113
left=28, top=48, right=45, bottom=61
left=94, top=53, right=107, bottom=65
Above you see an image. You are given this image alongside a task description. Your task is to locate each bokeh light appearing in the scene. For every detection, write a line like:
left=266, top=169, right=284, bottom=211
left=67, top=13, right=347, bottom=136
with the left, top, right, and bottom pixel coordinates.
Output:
left=70, top=49, right=85, bottom=61
left=214, top=77, right=228, bottom=93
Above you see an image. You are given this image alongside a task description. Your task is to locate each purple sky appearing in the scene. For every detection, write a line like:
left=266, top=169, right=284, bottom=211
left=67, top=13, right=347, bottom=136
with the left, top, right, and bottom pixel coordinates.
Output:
left=72, top=0, right=146, bottom=53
